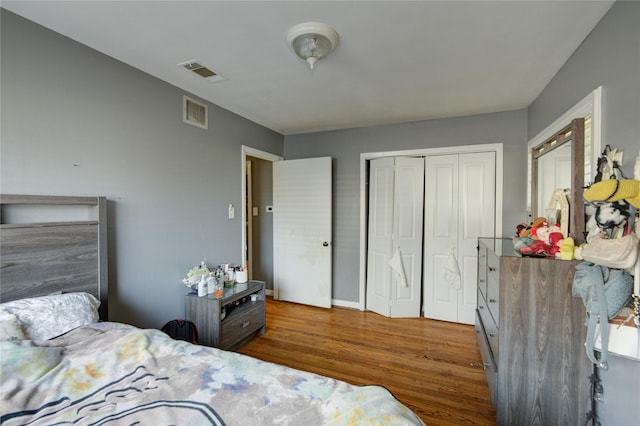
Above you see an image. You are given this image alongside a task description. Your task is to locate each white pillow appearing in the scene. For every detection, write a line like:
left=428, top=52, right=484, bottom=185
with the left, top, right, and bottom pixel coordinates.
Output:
left=0, top=292, right=100, bottom=341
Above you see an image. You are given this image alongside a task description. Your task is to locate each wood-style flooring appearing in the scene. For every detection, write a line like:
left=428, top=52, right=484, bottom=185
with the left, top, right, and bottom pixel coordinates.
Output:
left=237, top=297, right=496, bottom=425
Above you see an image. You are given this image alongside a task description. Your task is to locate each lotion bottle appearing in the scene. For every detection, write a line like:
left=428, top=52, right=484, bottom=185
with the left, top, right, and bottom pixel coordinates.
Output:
left=197, top=275, right=207, bottom=297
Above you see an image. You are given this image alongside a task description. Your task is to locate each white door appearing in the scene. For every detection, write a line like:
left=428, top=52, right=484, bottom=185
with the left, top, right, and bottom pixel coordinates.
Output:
left=273, top=157, right=332, bottom=308
left=366, top=157, right=424, bottom=318
left=423, top=152, right=496, bottom=324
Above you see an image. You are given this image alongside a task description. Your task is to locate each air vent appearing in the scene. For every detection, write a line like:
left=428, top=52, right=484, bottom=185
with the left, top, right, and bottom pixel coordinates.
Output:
left=178, top=60, right=224, bottom=83
left=183, top=95, right=208, bottom=130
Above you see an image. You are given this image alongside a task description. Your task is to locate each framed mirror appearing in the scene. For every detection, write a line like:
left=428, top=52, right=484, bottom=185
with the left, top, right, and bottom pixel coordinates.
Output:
left=531, top=118, right=585, bottom=244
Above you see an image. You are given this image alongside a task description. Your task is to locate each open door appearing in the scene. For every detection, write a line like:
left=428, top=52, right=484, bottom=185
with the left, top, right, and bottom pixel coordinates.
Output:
left=273, top=157, right=332, bottom=308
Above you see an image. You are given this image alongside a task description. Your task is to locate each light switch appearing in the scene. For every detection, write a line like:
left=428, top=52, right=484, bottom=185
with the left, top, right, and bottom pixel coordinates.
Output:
left=252, top=207, right=259, bottom=217
left=228, top=204, right=235, bottom=219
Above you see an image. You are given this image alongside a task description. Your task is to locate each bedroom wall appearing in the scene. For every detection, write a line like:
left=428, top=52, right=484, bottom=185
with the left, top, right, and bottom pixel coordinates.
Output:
left=527, top=1, right=640, bottom=424
left=284, top=109, right=528, bottom=303
left=0, top=10, right=284, bottom=328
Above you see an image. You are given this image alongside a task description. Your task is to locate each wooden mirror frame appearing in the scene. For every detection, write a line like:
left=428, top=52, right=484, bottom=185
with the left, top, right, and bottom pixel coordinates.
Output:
left=531, top=118, right=585, bottom=245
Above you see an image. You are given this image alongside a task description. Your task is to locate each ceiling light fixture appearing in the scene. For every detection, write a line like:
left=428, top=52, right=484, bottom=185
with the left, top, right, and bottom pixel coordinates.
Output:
left=286, top=22, right=339, bottom=71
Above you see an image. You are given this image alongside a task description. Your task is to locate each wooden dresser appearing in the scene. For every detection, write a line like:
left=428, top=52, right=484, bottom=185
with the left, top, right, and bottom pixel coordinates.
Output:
left=475, top=238, right=592, bottom=425
left=185, top=280, right=265, bottom=351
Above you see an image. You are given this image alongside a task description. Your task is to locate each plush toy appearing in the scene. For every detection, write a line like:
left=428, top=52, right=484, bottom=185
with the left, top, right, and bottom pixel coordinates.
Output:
left=525, top=220, right=564, bottom=255
left=594, top=201, right=630, bottom=230
left=530, top=219, right=560, bottom=241
left=559, top=237, right=575, bottom=260
left=517, top=217, right=546, bottom=238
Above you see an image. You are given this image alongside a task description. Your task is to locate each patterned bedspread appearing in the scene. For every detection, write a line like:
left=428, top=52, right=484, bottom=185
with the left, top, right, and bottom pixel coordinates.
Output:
left=1, top=322, right=424, bottom=425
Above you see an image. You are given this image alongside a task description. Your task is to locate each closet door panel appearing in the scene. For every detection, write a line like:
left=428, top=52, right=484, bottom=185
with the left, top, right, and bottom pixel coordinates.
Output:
left=425, top=152, right=496, bottom=324
left=366, top=158, right=395, bottom=317
left=458, top=152, right=496, bottom=324
left=367, top=157, right=424, bottom=318
left=432, top=162, right=457, bottom=239
left=424, top=155, right=460, bottom=322
left=390, top=157, right=424, bottom=318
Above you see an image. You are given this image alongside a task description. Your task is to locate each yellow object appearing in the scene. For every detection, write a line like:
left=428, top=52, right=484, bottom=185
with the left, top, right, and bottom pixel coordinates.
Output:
left=560, top=237, right=575, bottom=260
left=584, top=179, right=640, bottom=208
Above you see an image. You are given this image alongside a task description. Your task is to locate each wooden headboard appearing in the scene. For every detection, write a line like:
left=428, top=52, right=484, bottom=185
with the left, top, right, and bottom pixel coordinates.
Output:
left=0, top=194, right=108, bottom=319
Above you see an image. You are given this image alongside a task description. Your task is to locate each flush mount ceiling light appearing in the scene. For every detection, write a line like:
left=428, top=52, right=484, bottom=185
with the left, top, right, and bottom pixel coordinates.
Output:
left=286, top=22, right=339, bottom=70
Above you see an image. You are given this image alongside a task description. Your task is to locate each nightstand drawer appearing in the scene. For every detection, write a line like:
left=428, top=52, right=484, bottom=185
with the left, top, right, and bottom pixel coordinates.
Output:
left=220, top=303, right=265, bottom=349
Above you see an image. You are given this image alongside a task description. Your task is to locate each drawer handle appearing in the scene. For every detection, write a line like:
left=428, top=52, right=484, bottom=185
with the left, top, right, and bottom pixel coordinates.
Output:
left=489, top=267, right=496, bottom=272
left=479, top=305, right=484, bottom=309
left=489, top=299, right=496, bottom=303
left=479, top=279, right=485, bottom=283
left=489, top=333, right=496, bottom=338
left=242, top=321, right=251, bottom=328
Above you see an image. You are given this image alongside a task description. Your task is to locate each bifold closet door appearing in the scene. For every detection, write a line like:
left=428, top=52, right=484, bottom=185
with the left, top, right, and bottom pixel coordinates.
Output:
left=423, top=152, right=496, bottom=324
left=366, top=157, right=424, bottom=318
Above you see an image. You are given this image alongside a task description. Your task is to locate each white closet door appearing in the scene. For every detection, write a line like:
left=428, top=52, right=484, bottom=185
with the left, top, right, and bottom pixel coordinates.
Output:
left=273, top=157, right=332, bottom=308
left=423, top=152, right=495, bottom=324
left=457, top=152, right=496, bottom=324
left=366, top=158, right=395, bottom=316
left=366, top=157, right=424, bottom=318
left=390, top=157, right=424, bottom=317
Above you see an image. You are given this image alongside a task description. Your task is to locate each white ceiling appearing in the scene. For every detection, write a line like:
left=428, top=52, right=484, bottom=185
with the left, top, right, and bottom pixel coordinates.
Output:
left=2, top=1, right=615, bottom=135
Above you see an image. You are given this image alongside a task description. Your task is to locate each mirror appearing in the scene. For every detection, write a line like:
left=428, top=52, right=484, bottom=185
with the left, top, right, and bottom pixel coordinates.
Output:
left=531, top=118, right=585, bottom=244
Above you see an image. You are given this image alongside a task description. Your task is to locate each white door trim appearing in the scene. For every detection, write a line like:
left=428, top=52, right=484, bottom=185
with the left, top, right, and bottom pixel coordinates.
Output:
left=359, top=143, right=504, bottom=311
left=240, top=145, right=283, bottom=296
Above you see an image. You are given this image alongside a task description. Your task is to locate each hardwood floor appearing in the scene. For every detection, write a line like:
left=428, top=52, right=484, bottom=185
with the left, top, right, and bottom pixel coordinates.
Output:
left=237, top=297, right=497, bottom=425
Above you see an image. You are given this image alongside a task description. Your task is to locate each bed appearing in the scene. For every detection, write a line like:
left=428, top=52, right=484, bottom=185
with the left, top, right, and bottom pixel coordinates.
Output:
left=0, top=194, right=424, bottom=425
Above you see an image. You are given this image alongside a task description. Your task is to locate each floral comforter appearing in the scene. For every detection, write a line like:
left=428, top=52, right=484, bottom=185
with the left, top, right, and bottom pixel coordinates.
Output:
left=1, top=322, right=424, bottom=425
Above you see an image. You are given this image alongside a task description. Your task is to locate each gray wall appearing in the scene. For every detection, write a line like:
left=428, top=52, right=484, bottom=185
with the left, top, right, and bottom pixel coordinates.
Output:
left=0, top=10, right=284, bottom=328
left=527, top=2, right=640, bottom=424
left=284, top=109, right=528, bottom=302
left=529, top=2, right=639, bottom=179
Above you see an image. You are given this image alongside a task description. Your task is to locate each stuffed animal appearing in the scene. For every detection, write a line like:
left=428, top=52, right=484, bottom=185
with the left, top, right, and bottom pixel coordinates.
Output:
left=531, top=221, right=562, bottom=241
left=517, top=217, right=546, bottom=238
left=594, top=201, right=629, bottom=230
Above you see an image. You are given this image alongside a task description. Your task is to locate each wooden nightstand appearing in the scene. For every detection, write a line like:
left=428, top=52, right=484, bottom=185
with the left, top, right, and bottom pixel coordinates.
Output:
left=185, top=280, right=265, bottom=350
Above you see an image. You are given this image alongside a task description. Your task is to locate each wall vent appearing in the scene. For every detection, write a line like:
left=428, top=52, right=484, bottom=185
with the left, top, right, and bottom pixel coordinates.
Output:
left=183, top=95, right=208, bottom=130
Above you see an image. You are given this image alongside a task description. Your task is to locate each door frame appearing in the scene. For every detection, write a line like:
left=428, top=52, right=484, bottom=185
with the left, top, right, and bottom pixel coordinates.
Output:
left=358, top=143, right=504, bottom=311
left=241, top=145, right=283, bottom=296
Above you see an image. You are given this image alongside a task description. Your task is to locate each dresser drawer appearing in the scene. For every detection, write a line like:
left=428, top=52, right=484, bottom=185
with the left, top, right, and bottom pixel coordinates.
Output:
left=220, top=302, right=265, bottom=349
left=486, top=250, right=500, bottom=326
left=475, top=311, right=497, bottom=405
left=477, top=289, right=499, bottom=361
left=477, top=243, right=488, bottom=299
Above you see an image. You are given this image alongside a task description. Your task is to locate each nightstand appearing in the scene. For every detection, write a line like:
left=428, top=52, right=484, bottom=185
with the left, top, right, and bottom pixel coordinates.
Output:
left=185, top=280, right=265, bottom=350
